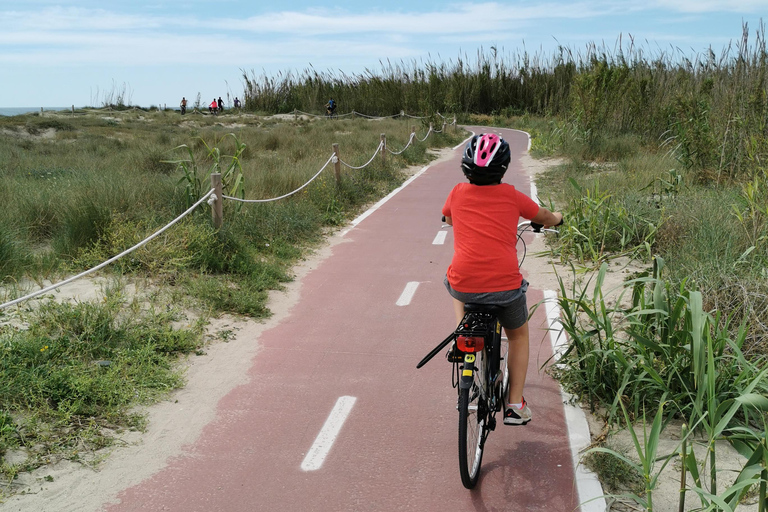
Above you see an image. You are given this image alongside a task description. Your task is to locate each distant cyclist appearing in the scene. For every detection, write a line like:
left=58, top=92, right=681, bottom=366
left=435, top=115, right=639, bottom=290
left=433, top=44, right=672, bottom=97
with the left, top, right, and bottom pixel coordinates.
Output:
left=442, top=133, right=563, bottom=426
left=180, top=97, right=187, bottom=115
left=209, top=99, right=218, bottom=114
left=325, top=98, right=336, bottom=117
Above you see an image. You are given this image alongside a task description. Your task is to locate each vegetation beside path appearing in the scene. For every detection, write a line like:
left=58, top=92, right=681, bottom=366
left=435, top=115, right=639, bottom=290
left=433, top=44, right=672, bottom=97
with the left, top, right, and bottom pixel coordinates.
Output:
left=0, top=109, right=464, bottom=495
left=3, top=22, right=768, bottom=508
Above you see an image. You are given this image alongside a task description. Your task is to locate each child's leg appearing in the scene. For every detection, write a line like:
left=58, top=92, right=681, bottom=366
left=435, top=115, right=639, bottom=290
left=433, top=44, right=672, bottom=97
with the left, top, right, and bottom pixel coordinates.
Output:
left=452, top=298, right=465, bottom=326
left=503, top=322, right=529, bottom=404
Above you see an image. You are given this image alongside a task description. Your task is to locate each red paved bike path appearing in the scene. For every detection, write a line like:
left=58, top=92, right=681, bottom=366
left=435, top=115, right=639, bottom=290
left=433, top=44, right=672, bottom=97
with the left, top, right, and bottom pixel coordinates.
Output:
left=107, top=128, right=581, bottom=512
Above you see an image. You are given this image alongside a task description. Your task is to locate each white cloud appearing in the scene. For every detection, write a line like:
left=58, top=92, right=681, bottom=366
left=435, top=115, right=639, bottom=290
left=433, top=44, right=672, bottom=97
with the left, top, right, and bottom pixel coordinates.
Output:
left=649, top=0, right=768, bottom=13
left=1, top=3, right=614, bottom=39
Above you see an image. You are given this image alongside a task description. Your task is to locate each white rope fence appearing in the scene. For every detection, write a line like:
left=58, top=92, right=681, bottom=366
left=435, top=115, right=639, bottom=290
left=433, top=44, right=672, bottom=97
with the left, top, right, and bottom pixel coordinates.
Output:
left=416, top=126, right=433, bottom=142
left=1, top=109, right=459, bottom=310
left=292, top=109, right=428, bottom=120
left=339, top=142, right=384, bottom=169
left=386, top=133, right=416, bottom=155
left=352, top=111, right=402, bottom=119
left=222, top=154, right=335, bottom=203
left=0, top=189, right=215, bottom=311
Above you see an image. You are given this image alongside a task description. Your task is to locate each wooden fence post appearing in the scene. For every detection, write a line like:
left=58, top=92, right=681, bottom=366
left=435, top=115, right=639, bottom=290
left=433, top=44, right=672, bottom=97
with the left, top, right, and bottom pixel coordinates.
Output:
left=333, top=143, right=341, bottom=186
left=211, top=173, right=223, bottom=229
left=380, top=133, right=386, bottom=165
left=412, top=125, right=416, bottom=139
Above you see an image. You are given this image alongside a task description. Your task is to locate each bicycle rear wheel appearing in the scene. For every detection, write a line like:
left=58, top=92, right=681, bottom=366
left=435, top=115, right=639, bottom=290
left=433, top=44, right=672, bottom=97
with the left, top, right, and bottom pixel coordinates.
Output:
left=458, top=386, right=485, bottom=488
left=458, top=351, right=487, bottom=489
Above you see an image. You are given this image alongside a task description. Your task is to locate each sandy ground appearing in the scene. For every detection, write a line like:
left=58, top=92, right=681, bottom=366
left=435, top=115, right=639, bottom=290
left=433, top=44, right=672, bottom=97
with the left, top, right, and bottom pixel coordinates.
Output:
left=1, top=150, right=758, bottom=511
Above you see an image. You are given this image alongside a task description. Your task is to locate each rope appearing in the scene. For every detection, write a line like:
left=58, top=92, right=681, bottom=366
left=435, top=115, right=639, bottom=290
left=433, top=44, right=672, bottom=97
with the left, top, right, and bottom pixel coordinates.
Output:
left=416, top=127, right=432, bottom=142
left=352, top=111, right=401, bottom=120
left=223, top=154, right=335, bottom=203
left=386, top=133, right=416, bottom=155
left=0, top=189, right=215, bottom=311
left=339, top=142, right=383, bottom=169
left=293, top=109, right=355, bottom=119
left=293, top=109, right=321, bottom=117
left=433, top=123, right=446, bottom=133
left=403, top=113, right=427, bottom=119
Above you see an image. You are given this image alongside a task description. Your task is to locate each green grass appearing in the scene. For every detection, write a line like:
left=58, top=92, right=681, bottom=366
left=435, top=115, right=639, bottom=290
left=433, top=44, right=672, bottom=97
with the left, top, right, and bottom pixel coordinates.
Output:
left=0, top=109, right=464, bottom=494
left=0, top=288, right=204, bottom=480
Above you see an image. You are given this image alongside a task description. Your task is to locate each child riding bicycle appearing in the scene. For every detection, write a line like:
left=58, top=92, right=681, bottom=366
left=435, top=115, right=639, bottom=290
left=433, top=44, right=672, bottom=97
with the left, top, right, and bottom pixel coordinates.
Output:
left=325, top=98, right=336, bottom=117
left=442, top=133, right=563, bottom=426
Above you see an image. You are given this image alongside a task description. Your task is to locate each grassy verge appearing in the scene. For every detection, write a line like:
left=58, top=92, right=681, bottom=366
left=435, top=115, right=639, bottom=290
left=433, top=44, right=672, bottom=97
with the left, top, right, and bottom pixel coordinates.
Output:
left=0, top=109, right=464, bottom=495
left=483, top=112, right=768, bottom=510
left=0, top=285, right=205, bottom=485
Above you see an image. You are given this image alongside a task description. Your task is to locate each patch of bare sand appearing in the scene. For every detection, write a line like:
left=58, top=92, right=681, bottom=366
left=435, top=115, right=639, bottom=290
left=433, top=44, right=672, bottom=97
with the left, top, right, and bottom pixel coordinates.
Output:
left=0, top=127, right=57, bottom=140
left=0, top=147, right=457, bottom=512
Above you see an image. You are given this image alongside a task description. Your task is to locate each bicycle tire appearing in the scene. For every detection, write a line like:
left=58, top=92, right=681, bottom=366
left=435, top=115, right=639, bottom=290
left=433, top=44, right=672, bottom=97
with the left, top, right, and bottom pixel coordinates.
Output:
left=458, top=353, right=487, bottom=488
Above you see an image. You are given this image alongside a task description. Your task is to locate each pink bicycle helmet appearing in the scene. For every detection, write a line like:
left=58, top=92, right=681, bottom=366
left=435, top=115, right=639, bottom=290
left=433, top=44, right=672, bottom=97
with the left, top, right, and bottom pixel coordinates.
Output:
left=461, top=133, right=511, bottom=185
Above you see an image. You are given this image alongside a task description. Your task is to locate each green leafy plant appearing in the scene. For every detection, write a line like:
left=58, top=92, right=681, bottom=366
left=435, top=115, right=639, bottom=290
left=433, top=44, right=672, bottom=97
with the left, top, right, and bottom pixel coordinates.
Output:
left=553, top=179, right=658, bottom=264
left=586, top=401, right=672, bottom=511
left=168, top=133, right=246, bottom=210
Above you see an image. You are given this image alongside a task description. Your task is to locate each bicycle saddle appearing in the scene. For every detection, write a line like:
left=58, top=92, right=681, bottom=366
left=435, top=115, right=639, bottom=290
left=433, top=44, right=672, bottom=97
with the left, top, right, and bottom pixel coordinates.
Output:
left=463, top=303, right=504, bottom=315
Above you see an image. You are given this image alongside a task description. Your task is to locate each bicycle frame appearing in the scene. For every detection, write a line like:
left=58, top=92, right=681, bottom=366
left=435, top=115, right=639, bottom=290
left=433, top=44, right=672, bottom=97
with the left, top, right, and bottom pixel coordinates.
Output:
left=417, top=218, right=558, bottom=488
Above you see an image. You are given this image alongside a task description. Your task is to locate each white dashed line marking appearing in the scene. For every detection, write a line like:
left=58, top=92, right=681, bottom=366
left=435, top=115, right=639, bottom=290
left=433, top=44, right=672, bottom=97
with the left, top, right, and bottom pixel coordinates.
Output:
left=396, top=282, right=420, bottom=306
left=432, top=231, right=447, bottom=245
left=301, top=396, right=357, bottom=471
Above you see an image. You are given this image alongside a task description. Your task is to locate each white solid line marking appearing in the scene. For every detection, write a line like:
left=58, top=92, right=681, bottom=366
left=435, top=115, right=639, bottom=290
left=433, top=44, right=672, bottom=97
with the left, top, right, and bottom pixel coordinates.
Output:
left=301, top=396, right=357, bottom=471
left=453, top=131, right=474, bottom=150
left=542, top=290, right=606, bottom=511
left=432, top=231, right=447, bottom=245
left=396, top=282, right=419, bottom=306
left=544, top=291, right=567, bottom=360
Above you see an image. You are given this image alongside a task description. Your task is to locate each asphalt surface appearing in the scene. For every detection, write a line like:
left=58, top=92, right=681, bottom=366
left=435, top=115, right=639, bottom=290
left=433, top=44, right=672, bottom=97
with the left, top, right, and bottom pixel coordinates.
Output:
left=106, top=127, right=582, bottom=512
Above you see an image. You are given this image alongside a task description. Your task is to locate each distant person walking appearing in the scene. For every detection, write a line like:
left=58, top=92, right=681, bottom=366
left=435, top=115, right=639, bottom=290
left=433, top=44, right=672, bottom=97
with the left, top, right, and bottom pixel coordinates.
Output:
left=217, top=97, right=224, bottom=112
left=234, top=97, right=241, bottom=108
left=180, top=97, right=187, bottom=115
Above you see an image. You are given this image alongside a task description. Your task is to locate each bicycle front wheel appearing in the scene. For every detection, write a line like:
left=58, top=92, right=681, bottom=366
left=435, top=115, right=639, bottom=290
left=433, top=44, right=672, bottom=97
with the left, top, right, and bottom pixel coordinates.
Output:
left=458, top=377, right=486, bottom=488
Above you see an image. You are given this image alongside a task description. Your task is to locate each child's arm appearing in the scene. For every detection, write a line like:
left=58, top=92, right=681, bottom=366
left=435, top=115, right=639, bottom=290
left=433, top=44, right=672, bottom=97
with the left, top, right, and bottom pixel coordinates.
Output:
left=530, top=207, right=563, bottom=228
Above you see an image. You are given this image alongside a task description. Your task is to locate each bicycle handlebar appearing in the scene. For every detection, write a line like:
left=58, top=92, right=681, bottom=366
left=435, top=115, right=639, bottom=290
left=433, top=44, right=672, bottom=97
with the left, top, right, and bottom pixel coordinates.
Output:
left=443, top=216, right=562, bottom=232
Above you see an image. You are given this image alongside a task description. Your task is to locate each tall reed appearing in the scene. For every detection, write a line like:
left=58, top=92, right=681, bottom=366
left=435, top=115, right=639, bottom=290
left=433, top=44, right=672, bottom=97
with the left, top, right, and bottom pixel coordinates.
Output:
left=243, top=24, right=768, bottom=181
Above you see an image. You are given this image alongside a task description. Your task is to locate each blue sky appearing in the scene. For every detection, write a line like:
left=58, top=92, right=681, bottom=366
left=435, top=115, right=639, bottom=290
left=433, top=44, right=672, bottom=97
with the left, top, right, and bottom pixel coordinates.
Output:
left=1, top=1, right=767, bottom=108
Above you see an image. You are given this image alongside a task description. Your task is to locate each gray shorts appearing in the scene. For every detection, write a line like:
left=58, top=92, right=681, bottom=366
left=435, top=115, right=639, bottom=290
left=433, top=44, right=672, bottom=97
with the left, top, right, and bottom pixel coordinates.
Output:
left=444, top=276, right=529, bottom=330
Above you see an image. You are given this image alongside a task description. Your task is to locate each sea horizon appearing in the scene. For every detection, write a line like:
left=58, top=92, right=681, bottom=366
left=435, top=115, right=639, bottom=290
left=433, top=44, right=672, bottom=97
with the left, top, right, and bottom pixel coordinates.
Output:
left=0, top=107, right=71, bottom=117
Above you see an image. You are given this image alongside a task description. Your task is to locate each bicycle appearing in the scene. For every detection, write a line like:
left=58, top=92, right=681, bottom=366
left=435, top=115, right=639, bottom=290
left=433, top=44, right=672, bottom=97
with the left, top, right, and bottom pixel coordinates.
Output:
left=416, top=219, right=558, bottom=489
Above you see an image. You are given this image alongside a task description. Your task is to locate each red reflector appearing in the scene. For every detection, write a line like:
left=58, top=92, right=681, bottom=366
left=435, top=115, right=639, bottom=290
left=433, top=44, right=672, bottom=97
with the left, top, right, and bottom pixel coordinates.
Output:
left=457, top=335, right=484, bottom=353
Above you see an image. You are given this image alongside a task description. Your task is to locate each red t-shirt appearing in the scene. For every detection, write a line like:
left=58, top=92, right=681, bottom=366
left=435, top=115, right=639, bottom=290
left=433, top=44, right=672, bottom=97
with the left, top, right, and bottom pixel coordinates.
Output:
left=442, top=182, right=539, bottom=293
